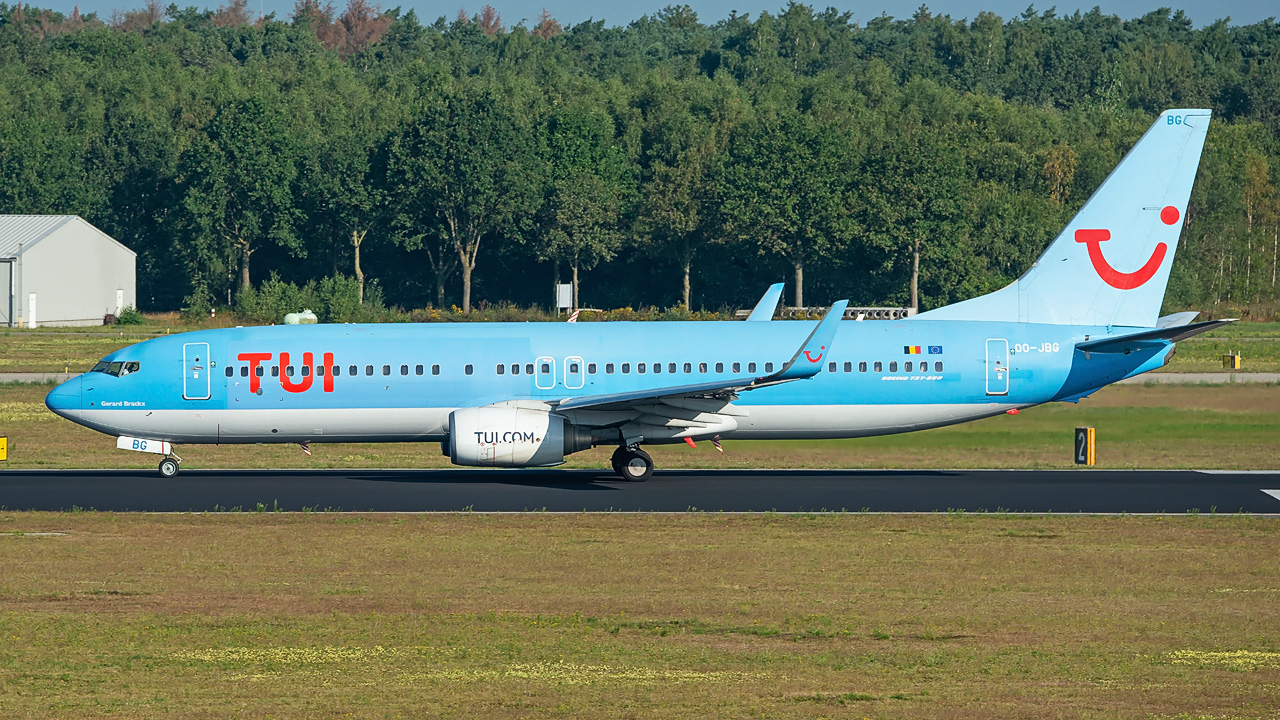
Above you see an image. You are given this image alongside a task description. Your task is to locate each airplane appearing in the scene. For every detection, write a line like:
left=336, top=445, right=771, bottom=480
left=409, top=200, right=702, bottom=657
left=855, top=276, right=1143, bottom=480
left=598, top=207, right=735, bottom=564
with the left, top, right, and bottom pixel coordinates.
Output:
left=46, top=108, right=1230, bottom=481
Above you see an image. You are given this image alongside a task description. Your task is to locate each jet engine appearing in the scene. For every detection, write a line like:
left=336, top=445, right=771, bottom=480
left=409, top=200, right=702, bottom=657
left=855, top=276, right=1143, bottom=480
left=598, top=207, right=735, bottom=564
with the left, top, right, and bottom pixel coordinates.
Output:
left=447, top=406, right=593, bottom=467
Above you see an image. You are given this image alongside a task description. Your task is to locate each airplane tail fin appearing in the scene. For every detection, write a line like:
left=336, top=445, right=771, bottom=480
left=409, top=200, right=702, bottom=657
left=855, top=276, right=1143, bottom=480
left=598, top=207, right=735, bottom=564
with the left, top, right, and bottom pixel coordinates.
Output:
left=916, top=109, right=1211, bottom=328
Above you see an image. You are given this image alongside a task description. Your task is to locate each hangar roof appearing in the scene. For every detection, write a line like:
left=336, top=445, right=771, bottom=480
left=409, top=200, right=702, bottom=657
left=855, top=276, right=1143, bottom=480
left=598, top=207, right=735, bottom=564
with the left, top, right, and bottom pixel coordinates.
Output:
left=0, top=215, right=135, bottom=259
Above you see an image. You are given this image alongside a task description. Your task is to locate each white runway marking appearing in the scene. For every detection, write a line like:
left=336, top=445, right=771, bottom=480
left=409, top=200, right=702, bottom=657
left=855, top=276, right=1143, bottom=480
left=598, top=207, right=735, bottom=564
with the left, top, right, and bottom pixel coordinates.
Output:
left=1263, top=490, right=1280, bottom=503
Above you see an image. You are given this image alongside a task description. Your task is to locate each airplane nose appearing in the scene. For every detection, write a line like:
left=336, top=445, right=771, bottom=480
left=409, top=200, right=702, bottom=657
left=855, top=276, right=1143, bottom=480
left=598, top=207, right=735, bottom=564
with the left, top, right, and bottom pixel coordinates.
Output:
left=45, top=375, right=83, bottom=420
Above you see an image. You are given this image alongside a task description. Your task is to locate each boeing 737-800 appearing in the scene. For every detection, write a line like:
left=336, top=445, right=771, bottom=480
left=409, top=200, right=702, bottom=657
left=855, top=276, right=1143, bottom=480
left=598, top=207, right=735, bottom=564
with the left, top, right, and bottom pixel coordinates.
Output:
left=46, top=109, right=1229, bottom=480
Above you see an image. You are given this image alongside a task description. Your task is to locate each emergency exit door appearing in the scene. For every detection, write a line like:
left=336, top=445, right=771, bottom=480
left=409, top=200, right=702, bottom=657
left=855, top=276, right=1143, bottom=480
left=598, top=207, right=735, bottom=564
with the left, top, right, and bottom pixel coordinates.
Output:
left=986, top=338, right=1009, bottom=396
left=183, top=342, right=211, bottom=400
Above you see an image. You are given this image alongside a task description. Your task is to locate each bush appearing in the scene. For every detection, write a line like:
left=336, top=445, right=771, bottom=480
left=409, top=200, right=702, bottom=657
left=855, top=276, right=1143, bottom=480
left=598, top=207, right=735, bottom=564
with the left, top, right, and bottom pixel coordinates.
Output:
left=115, top=305, right=145, bottom=325
left=180, top=281, right=214, bottom=321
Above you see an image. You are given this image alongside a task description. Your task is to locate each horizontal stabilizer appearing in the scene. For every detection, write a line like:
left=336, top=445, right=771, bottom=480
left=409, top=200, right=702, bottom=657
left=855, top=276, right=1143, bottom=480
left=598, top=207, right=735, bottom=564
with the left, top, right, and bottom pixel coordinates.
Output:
left=1076, top=319, right=1234, bottom=354
left=1156, top=311, right=1200, bottom=329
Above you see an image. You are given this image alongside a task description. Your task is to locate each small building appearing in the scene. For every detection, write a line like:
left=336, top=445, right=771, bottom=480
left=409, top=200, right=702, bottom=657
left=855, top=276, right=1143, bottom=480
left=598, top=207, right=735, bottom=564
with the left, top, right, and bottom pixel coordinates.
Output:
left=0, top=215, right=136, bottom=328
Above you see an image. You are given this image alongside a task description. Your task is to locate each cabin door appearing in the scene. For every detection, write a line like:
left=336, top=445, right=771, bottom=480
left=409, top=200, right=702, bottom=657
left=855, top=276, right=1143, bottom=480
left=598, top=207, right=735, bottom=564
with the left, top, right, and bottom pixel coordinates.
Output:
left=183, top=342, right=211, bottom=400
left=985, top=338, right=1009, bottom=396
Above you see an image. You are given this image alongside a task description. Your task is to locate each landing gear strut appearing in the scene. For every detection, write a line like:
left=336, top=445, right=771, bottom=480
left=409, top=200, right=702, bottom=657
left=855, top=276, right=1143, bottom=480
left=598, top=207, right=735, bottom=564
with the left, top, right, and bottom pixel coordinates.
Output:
left=158, top=456, right=180, bottom=478
left=611, top=445, right=653, bottom=482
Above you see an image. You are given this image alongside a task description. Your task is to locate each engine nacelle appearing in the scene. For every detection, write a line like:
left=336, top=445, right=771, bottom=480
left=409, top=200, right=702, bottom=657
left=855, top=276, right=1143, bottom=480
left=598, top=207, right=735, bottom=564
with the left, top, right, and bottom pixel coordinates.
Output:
left=447, top=406, right=592, bottom=467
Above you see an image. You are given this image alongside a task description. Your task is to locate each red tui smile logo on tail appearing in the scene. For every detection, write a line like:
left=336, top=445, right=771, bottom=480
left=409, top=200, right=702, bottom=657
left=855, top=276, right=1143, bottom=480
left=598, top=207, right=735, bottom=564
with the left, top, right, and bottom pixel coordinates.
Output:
left=1074, top=206, right=1180, bottom=290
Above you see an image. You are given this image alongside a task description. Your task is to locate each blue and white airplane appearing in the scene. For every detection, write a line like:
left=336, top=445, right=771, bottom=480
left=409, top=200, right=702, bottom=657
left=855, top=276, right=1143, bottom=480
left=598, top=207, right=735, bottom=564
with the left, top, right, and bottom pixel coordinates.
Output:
left=47, top=109, right=1229, bottom=480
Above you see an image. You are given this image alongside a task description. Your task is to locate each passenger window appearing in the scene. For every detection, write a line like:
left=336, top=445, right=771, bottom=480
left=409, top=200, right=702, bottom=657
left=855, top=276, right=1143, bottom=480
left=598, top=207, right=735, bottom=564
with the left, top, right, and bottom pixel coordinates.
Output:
left=844, top=361, right=852, bottom=372
left=239, top=366, right=248, bottom=377
left=570, top=362, right=580, bottom=373
left=464, top=364, right=473, bottom=375
left=905, top=361, right=913, bottom=373
left=226, top=367, right=234, bottom=377
left=732, top=362, right=741, bottom=373
left=348, top=365, right=357, bottom=376
left=668, top=363, right=676, bottom=373
left=715, top=362, right=724, bottom=373
left=764, top=362, right=774, bottom=373
left=858, top=361, right=866, bottom=373
left=365, top=365, right=373, bottom=376
left=919, top=363, right=928, bottom=374
left=272, top=366, right=280, bottom=377
left=621, top=363, right=631, bottom=374
left=285, top=366, right=295, bottom=377
left=683, top=362, right=692, bottom=373
left=588, top=363, right=597, bottom=374
left=541, top=362, right=551, bottom=374
left=400, top=365, right=408, bottom=376
left=828, top=362, right=836, bottom=372
left=935, top=361, right=943, bottom=372
left=889, top=361, right=898, bottom=372
left=748, top=362, right=757, bottom=374
left=652, top=362, right=661, bottom=374
left=381, top=365, right=390, bottom=376
left=415, top=365, right=423, bottom=376
left=699, top=362, right=707, bottom=373
left=510, top=364, right=519, bottom=375
left=606, top=363, right=615, bottom=374
left=330, top=366, right=338, bottom=376
left=316, top=366, right=325, bottom=377
left=525, top=363, right=534, bottom=375
left=637, top=362, right=646, bottom=374
left=874, top=361, right=883, bottom=372
left=496, top=364, right=505, bottom=375
left=432, top=364, right=440, bottom=375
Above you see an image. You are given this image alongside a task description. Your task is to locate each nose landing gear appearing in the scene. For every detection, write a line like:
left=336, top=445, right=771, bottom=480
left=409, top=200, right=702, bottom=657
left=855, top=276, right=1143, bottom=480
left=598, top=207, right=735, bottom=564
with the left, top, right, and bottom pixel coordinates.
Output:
left=158, top=456, right=180, bottom=478
left=610, top=445, right=654, bottom=482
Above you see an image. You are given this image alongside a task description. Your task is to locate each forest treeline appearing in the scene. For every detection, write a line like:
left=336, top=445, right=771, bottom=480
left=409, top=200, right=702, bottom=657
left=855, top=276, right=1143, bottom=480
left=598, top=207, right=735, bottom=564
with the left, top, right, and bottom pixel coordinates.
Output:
left=2, top=0, right=1279, bottom=316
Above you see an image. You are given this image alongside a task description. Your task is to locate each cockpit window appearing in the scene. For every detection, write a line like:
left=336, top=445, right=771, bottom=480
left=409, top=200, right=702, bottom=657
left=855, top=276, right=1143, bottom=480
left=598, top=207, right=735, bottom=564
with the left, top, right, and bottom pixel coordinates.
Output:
left=93, top=361, right=140, bottom=377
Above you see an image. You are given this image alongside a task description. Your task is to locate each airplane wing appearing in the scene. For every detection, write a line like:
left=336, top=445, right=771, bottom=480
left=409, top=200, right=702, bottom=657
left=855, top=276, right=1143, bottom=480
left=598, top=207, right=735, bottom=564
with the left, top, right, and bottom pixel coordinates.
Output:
left=1076, top=318, right=1235, bottom=354
left=745, top=283, right=785, bottom=321
left=555, top=300, right=848, bottom=415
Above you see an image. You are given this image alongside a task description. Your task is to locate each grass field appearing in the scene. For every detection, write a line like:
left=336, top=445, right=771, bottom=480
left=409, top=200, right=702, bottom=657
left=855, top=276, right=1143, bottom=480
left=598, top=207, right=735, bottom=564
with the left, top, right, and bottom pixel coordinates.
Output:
left=2, top=320, right=1279, bottom=373
left=0, top=513, right=1276, bottom=718
left=1, top=382, right=1277, bottom=470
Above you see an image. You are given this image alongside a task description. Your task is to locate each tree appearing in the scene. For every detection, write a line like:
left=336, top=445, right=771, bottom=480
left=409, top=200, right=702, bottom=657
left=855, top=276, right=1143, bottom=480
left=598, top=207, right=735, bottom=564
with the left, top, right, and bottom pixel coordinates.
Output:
left=635, top=76, right=744, bottom=309
left=860, top=117, right=970, bottom=312
left=179, top=95, right=302, bottom=295
left=720, top=109, right=856, bottom=308
left=536, top=105, right=633, bottom=309
left=383, top=82, right=539, bottom=312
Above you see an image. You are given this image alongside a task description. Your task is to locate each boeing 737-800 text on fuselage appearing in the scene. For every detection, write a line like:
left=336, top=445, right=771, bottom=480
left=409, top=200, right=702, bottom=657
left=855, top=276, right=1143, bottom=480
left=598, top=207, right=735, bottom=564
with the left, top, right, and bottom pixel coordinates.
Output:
left=46, top=109, right=1230, bottom=480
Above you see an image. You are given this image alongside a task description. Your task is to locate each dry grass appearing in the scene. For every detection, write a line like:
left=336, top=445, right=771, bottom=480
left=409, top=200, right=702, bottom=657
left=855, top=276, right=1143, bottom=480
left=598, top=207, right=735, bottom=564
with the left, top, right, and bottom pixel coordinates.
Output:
left=3, top=383, right=1277, bottom=471
left=0, top=513, right=1276, bottom=718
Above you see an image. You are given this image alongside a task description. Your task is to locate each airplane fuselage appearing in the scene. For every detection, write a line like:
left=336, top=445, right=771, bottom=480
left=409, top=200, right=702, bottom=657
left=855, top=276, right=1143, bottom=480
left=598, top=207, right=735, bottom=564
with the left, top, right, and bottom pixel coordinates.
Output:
left=46, top=319, right=1170, bottom=447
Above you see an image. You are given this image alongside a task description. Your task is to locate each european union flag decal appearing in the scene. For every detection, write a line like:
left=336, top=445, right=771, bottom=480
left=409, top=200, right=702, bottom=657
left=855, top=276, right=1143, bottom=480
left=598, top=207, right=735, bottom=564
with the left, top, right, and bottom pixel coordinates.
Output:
left=928, top=345, right=943, bottom=354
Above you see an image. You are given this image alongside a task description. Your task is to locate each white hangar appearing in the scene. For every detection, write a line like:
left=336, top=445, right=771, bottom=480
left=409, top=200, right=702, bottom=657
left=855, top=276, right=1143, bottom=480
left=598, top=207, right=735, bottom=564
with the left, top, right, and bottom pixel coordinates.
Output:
left=0, top=215, right=136, bottom=328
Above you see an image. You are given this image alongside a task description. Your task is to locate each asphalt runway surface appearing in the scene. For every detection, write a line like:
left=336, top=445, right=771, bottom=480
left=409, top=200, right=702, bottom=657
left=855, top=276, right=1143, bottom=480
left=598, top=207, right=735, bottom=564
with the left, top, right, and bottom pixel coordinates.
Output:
left=2, top=468, right=1279, bottom=513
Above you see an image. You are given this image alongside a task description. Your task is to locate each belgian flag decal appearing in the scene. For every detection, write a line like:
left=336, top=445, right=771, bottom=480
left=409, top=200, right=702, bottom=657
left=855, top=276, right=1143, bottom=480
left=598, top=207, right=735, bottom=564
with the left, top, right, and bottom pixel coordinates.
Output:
left=904, top=345, right=922, bottom=354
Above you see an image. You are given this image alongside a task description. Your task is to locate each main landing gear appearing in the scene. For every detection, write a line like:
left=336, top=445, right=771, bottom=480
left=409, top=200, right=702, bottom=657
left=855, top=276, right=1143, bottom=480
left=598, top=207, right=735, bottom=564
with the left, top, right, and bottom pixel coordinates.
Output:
left=611, top=445, right=654, bottom=482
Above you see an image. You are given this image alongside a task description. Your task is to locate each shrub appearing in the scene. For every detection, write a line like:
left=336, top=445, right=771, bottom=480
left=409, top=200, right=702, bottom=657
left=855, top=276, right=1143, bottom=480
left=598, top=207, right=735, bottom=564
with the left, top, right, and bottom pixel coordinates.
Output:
left=115, top=305, right=145, bottom=325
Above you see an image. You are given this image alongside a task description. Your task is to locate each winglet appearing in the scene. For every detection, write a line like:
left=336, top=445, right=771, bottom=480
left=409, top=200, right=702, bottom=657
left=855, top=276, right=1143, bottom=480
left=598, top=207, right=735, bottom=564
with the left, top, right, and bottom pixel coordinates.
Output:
left=766, top=300, right=848, bottom=381
left=745, top=283, right=785, bottom=321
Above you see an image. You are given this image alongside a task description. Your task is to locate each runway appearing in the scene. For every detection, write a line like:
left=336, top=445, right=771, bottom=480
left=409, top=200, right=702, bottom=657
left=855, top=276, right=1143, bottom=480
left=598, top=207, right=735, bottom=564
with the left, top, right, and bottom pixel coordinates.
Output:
left=2, top=468, right=1279, bottom=513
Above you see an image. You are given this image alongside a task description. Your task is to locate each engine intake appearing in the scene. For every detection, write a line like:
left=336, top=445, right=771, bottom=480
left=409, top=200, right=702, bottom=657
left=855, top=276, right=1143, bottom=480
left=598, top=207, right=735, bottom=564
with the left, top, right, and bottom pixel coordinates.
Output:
left=447, top=406, right=592, bottom=467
